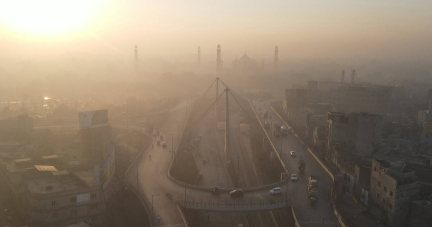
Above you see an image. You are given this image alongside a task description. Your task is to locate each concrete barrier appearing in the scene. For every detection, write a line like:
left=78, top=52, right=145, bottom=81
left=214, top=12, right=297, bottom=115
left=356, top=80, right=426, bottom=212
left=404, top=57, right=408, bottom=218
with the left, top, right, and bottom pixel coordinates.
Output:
left=292, top=206, right=301, bottom=227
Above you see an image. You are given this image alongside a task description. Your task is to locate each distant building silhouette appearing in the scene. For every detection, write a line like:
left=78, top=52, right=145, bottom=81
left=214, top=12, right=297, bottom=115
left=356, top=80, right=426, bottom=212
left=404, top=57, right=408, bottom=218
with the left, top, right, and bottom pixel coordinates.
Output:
left=216, top=44, right=223, bottom=76
left=232, top=53, right=258, bottom=74
left=198, top=46, right=201, bottom=65
left=274, top=46, right=278, bottom=70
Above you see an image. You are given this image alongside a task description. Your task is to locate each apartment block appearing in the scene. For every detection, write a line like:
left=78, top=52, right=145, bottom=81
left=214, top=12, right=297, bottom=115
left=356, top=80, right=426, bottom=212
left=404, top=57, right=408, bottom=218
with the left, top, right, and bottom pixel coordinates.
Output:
left=370, top=159, right=420, bottom=227
left=22, top=168, right=105, bottom=227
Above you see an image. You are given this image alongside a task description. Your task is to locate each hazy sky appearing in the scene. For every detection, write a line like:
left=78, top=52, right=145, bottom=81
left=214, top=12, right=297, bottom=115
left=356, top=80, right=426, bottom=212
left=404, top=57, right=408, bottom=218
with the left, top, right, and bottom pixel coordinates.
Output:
left=1, top=0, right=432, bottom=62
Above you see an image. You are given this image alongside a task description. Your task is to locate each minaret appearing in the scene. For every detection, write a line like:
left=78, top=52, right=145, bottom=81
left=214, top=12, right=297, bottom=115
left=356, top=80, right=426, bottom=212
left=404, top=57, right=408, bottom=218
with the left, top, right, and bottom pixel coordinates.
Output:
left=198, top=46, right=201, bottom=65
left=341, top=70, right=345, bottom=83
left=274, top=46, right=278, bottom=70
left=351, top=70, right=356, bottom=85
left=216, top=44, right=222, bottom=76
left=134, top=45, right=138, bottom=74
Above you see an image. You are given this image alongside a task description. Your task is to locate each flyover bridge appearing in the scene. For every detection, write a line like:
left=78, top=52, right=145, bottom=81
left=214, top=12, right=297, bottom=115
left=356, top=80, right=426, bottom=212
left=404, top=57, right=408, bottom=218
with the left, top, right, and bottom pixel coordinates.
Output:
left=126, top=78, right=337, bottom=227
left=178, top=199, right=290, bottom=212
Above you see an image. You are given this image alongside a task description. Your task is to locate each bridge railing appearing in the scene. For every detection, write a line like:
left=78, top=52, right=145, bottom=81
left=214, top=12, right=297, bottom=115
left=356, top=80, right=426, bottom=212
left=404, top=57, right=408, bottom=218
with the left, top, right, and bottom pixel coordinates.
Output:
left=177, top=199, right=291, bottom=211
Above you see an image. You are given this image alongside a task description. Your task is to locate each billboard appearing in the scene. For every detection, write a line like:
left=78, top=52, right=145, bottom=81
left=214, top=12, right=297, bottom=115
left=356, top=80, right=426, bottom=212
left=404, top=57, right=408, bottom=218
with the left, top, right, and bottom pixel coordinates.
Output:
left=79, top=109, right=109, bottom=130
left=102, top=147, right=115, bottom=189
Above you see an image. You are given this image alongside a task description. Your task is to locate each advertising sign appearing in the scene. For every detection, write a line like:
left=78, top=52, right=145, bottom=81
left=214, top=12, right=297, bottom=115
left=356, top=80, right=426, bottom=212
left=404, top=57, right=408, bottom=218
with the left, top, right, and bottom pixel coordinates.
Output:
left=77, top=193, right=90, bottom=204
left=79, top=109, right=109, bottom=130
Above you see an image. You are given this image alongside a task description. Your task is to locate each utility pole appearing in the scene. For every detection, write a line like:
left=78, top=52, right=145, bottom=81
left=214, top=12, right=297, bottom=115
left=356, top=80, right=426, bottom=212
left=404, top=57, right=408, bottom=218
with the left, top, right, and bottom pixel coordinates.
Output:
left=151, top=194, right=160, bottom=225
left=225, top=87, right=230, bottom=163
left=216, top=77, right=219, bottom=120
left=184, top=182, right=187, bottom=201
left=237, top=156, right=240, bottom=188
left=169, top=134, right=174, bottom=159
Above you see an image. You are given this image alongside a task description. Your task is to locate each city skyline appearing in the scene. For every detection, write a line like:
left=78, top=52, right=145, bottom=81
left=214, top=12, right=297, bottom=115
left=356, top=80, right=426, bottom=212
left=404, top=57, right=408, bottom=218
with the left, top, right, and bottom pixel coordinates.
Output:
left=1, top=1, right=432, bottom=61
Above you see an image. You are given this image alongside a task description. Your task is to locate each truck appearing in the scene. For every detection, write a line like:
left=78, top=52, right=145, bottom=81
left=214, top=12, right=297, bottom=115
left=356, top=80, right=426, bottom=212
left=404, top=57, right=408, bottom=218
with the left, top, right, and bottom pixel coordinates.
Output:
left=298, top=156, right=306, bottom=173
left=281, top=125, right=288, bottom=136
left=308, top=175, right=319, bottom=204
left=273, top=123, right=281, bottom=137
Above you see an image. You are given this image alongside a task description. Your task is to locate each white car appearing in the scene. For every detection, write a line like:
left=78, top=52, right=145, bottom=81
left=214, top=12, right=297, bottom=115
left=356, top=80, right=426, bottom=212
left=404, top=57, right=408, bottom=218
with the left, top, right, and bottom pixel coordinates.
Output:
left=290, top=151, right=296, bottom=157
left=270, top=187, right=282, bottom=195
left=291, top=174, right=298, bottom=181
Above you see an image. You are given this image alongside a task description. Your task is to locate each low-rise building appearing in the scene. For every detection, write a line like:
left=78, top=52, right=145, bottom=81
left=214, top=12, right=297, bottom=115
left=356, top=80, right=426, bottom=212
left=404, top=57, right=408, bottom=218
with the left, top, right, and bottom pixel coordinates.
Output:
left=410, top=200, right=432, bottom=227
left=22, top=167, right=105, bottom=227
left=354, top=160, right=372, bottom=206
left=370, top=159, right=420, bottom=227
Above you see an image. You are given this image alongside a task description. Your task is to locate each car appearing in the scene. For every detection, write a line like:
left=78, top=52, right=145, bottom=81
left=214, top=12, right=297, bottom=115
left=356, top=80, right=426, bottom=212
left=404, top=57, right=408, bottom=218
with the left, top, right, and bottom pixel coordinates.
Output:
left=270, top=187, right=282, bottom=195
left=162, top=142, right=167, bottom=148
left=290, top=151, right=296, bottom=157
left=291, top=174, right=298, bottom=181
left=229, top=189, right=243, bottom=197
left=211, top=186, right=220, bottom=194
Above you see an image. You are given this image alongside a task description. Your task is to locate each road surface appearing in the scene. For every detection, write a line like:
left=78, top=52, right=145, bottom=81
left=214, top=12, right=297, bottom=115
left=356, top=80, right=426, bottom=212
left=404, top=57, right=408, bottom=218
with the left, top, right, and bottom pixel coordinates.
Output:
left=251, top=100, right=338, bottom=227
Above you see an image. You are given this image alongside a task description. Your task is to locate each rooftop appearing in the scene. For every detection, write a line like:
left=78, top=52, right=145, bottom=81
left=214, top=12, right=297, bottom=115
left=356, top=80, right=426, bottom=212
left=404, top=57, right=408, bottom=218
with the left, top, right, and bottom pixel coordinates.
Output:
left=24, top=172, right=84, bottom=194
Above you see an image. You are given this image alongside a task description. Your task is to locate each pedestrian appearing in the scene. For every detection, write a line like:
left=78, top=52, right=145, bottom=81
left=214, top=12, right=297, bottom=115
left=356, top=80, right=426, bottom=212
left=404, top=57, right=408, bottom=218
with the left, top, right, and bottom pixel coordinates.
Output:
left=207, top=215, right=210, bottom=223
left=158, top=215, right=161, bottom=223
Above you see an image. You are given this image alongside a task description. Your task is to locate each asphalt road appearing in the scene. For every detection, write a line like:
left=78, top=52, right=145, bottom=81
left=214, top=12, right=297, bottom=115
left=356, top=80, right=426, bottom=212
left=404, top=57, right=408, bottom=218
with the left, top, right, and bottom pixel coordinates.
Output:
left=127, top=100, right=293, bottom=227
left=252, top=100, right=338, bottom=227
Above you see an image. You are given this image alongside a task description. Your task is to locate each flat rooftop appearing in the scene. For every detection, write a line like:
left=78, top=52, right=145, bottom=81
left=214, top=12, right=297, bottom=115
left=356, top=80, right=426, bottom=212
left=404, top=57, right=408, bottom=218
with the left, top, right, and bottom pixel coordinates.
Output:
left=24, top=172, right=84, bottom=194
left=23, top=168, right=96, bottom=194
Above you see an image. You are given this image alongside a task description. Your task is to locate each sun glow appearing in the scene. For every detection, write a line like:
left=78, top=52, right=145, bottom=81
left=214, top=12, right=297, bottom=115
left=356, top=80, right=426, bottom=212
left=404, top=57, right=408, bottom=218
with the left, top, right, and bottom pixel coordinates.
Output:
left=0, top=0, right=98, bottom=35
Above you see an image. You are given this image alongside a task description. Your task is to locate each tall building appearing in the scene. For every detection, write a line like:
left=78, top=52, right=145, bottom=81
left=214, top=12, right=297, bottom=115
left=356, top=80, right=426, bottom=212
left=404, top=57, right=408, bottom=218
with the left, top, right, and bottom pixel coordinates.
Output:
left=134, top=45, right=138, bottom=74
left=197, top=46, right=201, bottom=64
left=78, top=110, right=112, bottom=166
left=274, top=46, right=278, bottom=70
left=216, top=44, right=223, bottom=76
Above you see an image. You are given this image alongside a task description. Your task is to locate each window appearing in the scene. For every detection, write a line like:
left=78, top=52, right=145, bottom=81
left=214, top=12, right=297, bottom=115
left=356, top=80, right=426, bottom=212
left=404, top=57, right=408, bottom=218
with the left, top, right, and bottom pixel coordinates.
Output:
left=383, top=198, right=386, bottom=204
left=70, top=197, right=76, bottom=202
left=52, top=213, right=58, bottom=218
left=390, top=191, right=393, bottom=197
left=71, top=209, right=77, bottom=216
left=51, top=201, right=56, bottom=206
left=91, top=193, right=97, bottom=199
left=384, top=186, right=387, bottom=193
left=377, top=193, right=380, bottom=199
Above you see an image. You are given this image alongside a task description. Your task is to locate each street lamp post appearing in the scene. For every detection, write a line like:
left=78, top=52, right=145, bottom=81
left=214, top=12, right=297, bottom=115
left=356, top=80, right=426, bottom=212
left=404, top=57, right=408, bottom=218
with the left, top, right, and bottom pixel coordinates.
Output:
left=151, top=194, right=160, bottom=225
left=177, top=121, right=180, bottom=145
left=168, top=134, right=174, bottom=159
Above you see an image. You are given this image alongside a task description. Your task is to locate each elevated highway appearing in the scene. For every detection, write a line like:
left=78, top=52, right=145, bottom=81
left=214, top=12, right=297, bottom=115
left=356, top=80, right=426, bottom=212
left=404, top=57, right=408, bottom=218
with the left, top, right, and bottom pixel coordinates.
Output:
left=250, top=100, right=338, bottom=227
